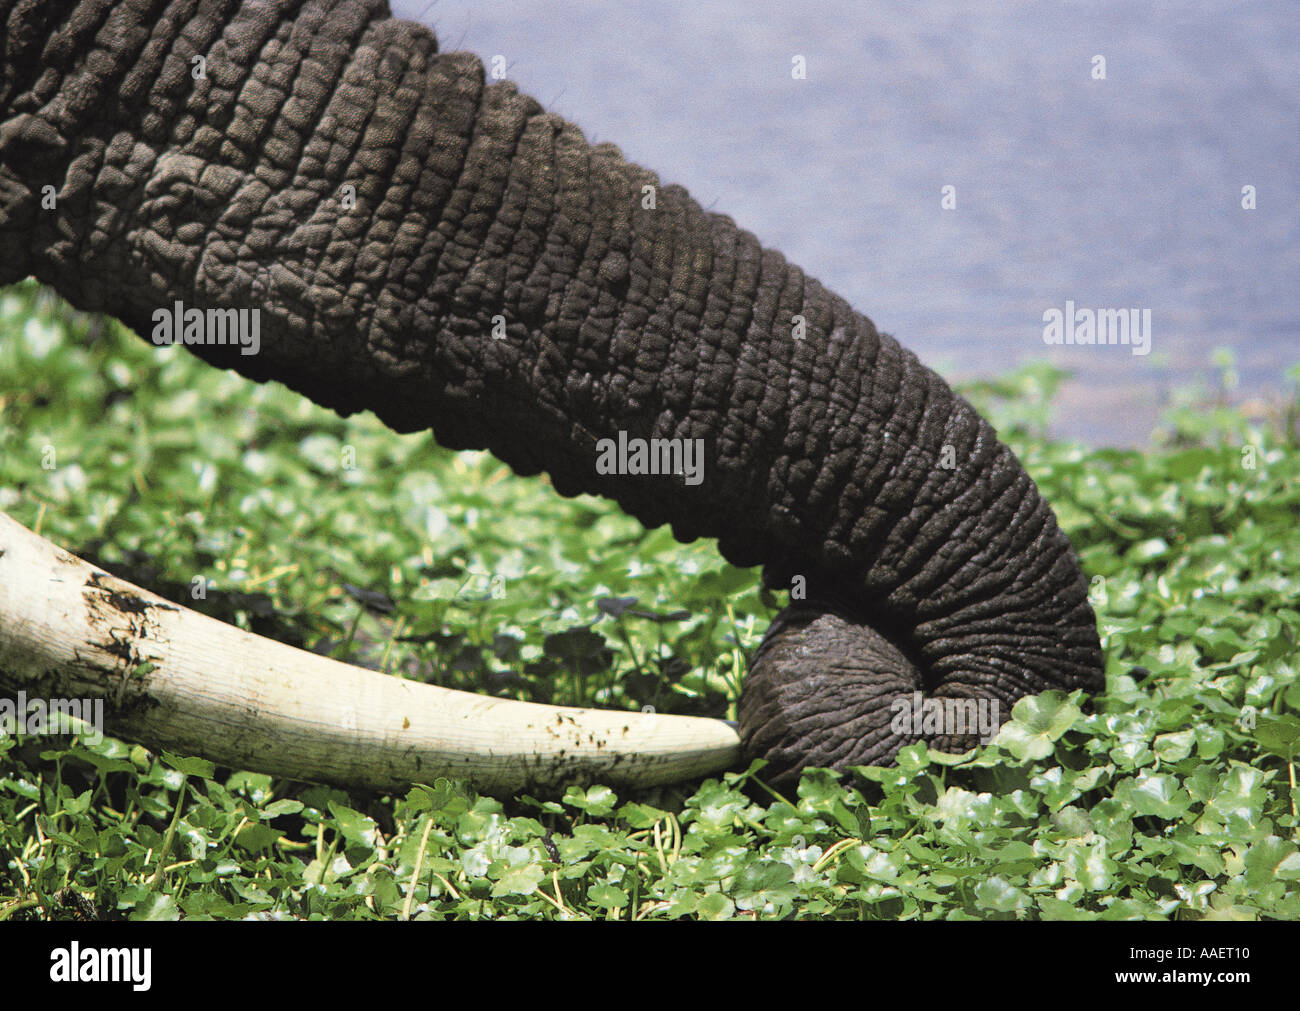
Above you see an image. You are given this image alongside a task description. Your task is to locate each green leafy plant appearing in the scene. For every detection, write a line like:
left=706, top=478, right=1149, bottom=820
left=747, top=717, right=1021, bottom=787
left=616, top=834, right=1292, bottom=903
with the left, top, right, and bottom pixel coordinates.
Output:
left=2, top=280, right=1297, bottom=920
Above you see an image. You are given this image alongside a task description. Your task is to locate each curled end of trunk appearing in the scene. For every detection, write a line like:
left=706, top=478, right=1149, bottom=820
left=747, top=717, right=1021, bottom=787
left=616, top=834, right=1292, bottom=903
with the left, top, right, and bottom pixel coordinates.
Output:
left=740, top=588, right=1104, bottom=792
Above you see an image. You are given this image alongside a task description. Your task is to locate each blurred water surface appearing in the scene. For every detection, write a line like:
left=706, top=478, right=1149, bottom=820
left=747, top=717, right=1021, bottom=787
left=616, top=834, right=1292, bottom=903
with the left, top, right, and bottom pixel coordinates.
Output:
left=394, top=0, right=1298, bottom=446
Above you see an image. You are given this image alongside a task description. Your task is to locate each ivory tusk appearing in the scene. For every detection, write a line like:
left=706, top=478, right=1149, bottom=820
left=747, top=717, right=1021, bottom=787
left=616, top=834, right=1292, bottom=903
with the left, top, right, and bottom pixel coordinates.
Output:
left=0, top=511, right=742, bottom=794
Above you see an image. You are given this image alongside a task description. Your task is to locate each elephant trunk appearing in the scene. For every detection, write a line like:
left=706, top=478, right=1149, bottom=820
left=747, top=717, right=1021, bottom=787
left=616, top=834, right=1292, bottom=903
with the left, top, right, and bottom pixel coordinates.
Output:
left=0, top=0, right=1102, bottom=790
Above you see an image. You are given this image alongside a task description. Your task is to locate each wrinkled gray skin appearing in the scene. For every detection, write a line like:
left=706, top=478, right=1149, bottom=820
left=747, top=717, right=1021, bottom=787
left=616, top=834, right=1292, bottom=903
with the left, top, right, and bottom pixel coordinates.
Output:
left=0, top=0, right=1103, bottom=790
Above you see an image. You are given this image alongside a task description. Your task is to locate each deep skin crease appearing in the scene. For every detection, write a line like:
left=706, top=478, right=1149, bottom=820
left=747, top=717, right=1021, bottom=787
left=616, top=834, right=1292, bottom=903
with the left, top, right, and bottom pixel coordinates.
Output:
left=0, top=0, right=1103, bottom=789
